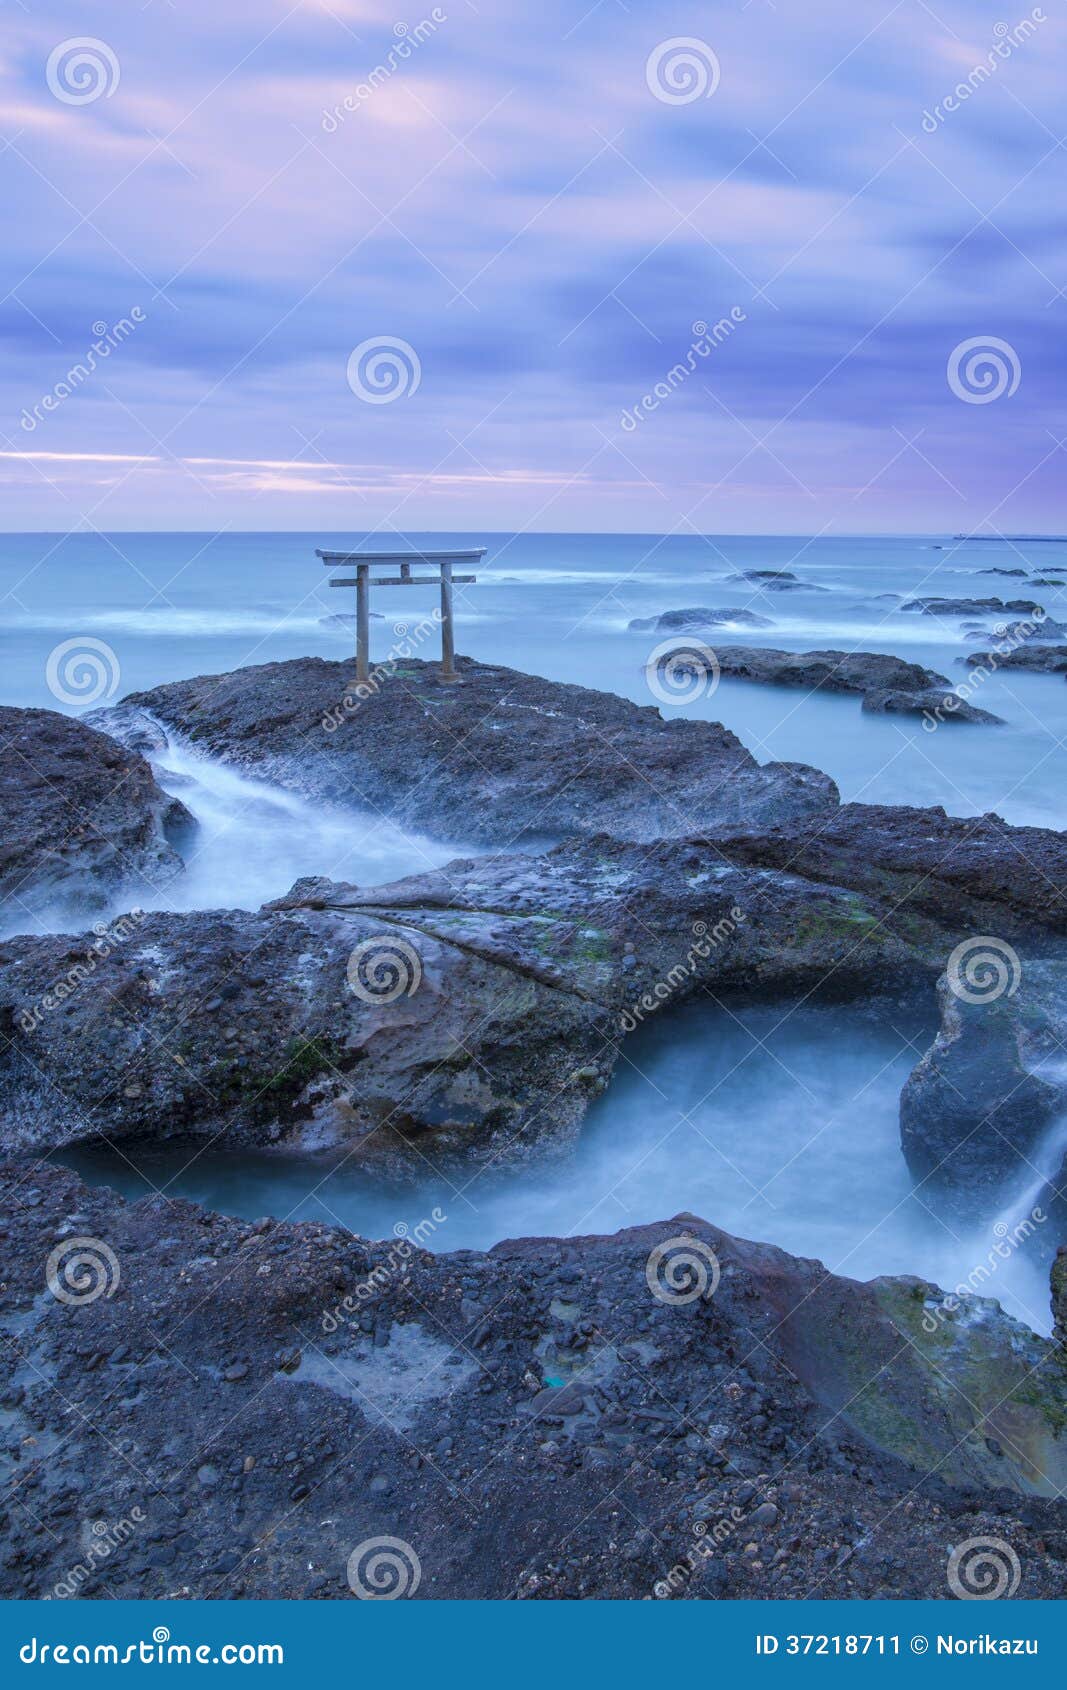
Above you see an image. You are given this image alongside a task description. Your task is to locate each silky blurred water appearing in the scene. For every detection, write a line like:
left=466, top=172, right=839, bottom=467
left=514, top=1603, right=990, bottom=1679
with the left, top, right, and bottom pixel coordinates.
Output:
left=6, top=530, right=1066, bottom=1329
left=3, top=529, right=1067, bottom=827
left=63, top=997, right=1062, bottom=1334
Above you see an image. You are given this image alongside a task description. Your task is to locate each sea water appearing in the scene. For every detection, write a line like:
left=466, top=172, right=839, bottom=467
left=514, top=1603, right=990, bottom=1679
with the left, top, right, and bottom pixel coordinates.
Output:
left=4, top=530, right=1065, bottom=1331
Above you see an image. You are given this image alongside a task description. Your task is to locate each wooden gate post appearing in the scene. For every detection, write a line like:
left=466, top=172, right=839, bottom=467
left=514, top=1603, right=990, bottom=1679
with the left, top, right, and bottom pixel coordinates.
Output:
left=355, top=562, right=370, bottom=685
left=439, top=559, right=456, bottom=680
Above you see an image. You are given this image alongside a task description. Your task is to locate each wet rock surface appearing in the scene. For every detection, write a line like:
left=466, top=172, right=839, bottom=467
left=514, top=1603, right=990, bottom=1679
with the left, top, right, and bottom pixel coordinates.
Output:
left=0, top=707, right=190, bottom=930
left=721, top=803, right=1067, bottom=936
left=628, top=607, right=774, bottom=631
left=0, top=835, right=948, bottom=1164
left=965, top=645, right=1067, bottom=674
left=903, top=596, right=1045, bottom=616
left=694, top=646, right=953, bottom=697
left=1, top=1161, right=1064, bottom=1601
left=860, top=687, right=1002, bottom=724
left=111, top=657, right=834, bottom=846
left=899, top=962, right=1067, bottom=1213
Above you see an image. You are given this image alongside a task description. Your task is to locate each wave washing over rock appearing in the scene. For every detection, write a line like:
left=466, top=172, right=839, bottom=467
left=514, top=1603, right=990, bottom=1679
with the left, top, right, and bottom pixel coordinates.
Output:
left=1, top=654, right=1066, bottom=1601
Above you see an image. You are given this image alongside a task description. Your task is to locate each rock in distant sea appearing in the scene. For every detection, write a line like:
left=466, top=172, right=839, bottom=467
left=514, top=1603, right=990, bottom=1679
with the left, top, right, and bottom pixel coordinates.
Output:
left=705, top=645, right=944, bottom=694
left=996, top=616, right=1067, bottom=643
left=628, top=606, right=774, bottom=630
left=902, top=595, right=1043, bottom=616
left=964, top=645, right=1067, bottom=674
left=658, top=647, right=1002, bottom=723
left=0, top=706, right=189, bottom=926
left=860, top=687, right=1002, bottom=724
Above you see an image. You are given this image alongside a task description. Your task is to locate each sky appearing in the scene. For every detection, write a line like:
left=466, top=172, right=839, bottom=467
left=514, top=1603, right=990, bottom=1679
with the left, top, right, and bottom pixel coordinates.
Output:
left=0, top=0, right=1063, bottom=534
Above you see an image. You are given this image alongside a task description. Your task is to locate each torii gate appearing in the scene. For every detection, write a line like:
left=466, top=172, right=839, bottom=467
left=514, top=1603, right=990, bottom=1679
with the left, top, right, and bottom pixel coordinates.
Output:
left=317, top=547, right=484, bottom=684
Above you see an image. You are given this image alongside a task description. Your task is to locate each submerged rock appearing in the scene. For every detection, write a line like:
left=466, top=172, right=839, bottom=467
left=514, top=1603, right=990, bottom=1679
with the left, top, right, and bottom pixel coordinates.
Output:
left=0, top=1160, right=1064, bottom=1600
left=629, top=606, right=774, bottom=630
left=106, top=656, right=833, bottom=845
left=722, top=572, right=826, bottom=593
left=860, top=687, right=1003, bottom=724
left=899, top=962, right=1067, bottom=1211
left=0, top=706, right=189, bottom=929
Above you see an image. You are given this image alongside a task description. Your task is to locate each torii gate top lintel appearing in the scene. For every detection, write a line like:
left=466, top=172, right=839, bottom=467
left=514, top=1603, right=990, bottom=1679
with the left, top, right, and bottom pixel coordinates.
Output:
left=317, top=547, right=485, bottom=684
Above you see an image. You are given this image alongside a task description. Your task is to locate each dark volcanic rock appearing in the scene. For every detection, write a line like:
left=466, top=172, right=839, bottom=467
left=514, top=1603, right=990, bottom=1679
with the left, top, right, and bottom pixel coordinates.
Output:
left=978, top=568, right=1027, bottom=577
left=965, top=645, right=1067, bottom=674
left=0, top=836, right=948, bottom=1162
left=860, top=688, right=1002, bottom=725
left=108, top=657, right=833, bottom=845
left=722, top=572, right=826, bottom=594
left=1, top=1160, right=1064, bottom=1600
left=727, top=570, right=798, bottom=582
left=997, top=616, right=1067, bottom=643
left=706, top=647, right=951, bottom=697
left=719, top=803, right=1067, bottom=937
left=629, top=607, right=774, bottom=631
left=0, top=706, right=189, bottom=929
left=902, top=596, right=1043, bottom=616
left=899, top=963, right=1067, bottom=1211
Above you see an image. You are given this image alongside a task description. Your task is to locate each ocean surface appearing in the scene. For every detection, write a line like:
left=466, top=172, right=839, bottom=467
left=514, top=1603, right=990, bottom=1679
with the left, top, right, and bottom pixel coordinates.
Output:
left=4, top=529, right=1066, bottom=1332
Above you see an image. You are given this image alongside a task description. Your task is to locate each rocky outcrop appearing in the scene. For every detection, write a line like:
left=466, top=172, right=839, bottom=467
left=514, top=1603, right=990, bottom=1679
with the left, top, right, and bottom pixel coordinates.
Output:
left=964, top=646, right=1067, bottom=674
left=1, top=1160, right=1064, bottom=1600
left=721, top=803, right=1067, bottom=937
left=903, top=596, right=1043, bottom=616
left=899, top=962, right=1067, bottom=1211
left=996, top=617, right=1067, bottom=643
left=629, top=607, right=773, bottom=630
left=723, top=572, right=827, bottom=593
left=0, top=706, right=189, bottom=931
left=697, top=646, right=952, bottom=696
left=651, top=647, right=1002, bottom=724
left=0, top=836, right=948, bottom=1163
left=727, top=570, right=798, bottom=582
left=860, top=688, right=1002, bottom=724
left=107, top=657, right=836, bottom=845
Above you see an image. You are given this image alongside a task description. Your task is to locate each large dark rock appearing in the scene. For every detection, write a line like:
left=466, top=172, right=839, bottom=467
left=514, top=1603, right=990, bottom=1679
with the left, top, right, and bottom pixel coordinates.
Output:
left=903, top=596, right=1043, bottom=616
left=0, top=835, right=947, bottom=1164
left=899, top=963, right=1067, bottom=1211
left=701, top=646, right=951, bottom=696
left=860, top=687, right=1002, bottom=725
left=0, top=706, right=189, bottom=930
left=721, top=803, right=1067, bottom=937
left=964, top=645, right=1067, bottom=674
left=1, top=1160, right=1064, bottom=1600
left=106, top=657, right=835, bottom=845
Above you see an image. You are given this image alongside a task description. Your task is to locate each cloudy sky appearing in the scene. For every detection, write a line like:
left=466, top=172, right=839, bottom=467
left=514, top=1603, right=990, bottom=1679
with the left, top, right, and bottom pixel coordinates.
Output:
left=0, top=0, right=1063, bottom=533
